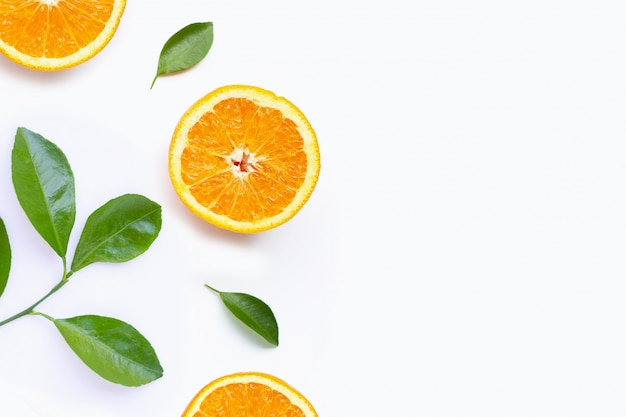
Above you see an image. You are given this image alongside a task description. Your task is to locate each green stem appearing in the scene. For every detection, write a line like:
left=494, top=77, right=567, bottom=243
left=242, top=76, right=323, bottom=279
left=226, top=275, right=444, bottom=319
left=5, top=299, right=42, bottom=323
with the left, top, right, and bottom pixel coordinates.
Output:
left=0, top=279, right=67, bottom=327
left=0, top=259, right=73, bottom=328
left=204, top=283, right=220, bottom=294
left=30, top=311, right=55, bottom=322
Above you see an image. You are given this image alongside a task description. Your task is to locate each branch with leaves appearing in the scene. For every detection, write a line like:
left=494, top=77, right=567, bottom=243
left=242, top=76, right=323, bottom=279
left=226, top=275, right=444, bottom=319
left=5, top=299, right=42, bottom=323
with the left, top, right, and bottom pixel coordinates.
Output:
left=0, top=127, right=163, bottom=387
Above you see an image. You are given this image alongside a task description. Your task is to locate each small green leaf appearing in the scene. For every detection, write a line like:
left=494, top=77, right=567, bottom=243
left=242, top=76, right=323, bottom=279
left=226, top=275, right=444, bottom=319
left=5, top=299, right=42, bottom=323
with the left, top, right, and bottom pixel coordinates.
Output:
left=206, top=284, right=279, bottom=346
left=70, top=194, right=161, bottom=273
left=151, top=21, right=214, bottom=89
left=54, top=315, right=163, bottom=387
left=0, top=218, right=10, bottom=297
left=11, top=127, right=76, bottom=257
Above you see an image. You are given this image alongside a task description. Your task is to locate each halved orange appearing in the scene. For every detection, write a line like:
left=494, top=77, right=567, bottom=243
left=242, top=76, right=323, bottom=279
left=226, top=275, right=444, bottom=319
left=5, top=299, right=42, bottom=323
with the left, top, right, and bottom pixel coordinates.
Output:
left=169, top=84, right=321, bottom=233
left=0, top=0, right=126, bottom=70
left=181, top=372, right=318, bottom=417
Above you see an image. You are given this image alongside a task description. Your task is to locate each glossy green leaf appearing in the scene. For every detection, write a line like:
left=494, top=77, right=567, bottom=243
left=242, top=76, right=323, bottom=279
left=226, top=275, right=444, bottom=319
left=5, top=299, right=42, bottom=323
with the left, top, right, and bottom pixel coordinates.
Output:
left=0, top=218, right=10, bottom=298
left=71, top=194, right=161, bottom=273
left=206, top=285, right=279, bottom=346
left=54, top=315, right=163, bottom=386
left=150, top=21, right=214, bottom=88
left=11, top=127, right=76, bottom=257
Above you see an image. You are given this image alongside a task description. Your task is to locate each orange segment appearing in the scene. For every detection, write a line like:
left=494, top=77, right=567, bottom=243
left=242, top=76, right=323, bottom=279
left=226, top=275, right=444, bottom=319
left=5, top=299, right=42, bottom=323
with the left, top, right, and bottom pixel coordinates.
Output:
left=181, top=372, right=318, bottom=417
left=0, top=0, right=126, bottom=70
left=169, top=85, right=321, bottom=233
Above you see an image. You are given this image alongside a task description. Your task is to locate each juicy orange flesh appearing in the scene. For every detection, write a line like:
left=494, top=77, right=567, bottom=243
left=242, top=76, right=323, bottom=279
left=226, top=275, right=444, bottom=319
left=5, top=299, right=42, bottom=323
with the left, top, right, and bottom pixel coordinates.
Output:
left=0, top=0, right=113, bottom=58
left=182, top=97, right=308, bottom=222
left=194, top=382, right=307, bottom=417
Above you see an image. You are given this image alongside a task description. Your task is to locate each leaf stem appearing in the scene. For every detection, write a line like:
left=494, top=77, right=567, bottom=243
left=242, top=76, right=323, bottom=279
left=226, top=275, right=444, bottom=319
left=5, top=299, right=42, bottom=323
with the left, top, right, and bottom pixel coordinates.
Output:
left=0, top=277, right=68, bottom=327
left=30, top=311, right=55, bottom=322
left=204, top=283, right=220, bottom=294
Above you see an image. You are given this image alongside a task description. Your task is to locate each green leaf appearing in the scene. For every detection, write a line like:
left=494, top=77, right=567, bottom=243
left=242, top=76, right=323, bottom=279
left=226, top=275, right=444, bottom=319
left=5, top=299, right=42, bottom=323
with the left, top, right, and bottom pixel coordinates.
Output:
left=11, top=127, right=76, bottom=257
left=71, top=194, right=161, bottom=273
left=54, top=315, right=163, bottom=386
left=151, top=21, right=214, bottom=89
left=206, top=285, right=279, bottom=346
left=0, top=218, right=10, bottom=298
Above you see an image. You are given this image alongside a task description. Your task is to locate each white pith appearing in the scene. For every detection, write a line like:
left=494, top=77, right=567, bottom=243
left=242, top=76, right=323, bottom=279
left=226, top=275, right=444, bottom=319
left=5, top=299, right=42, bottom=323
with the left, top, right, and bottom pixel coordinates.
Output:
left=228, top=147, right=261, bottom=178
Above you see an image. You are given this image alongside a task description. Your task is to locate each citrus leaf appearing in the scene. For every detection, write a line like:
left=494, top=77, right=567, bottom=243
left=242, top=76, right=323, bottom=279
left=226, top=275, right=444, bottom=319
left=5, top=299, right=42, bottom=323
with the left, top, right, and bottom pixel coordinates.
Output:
left=70, top=194, right=161, bottom=273
left=151, top=21, right=214, bottom=89
left=0, top=218, right=10, bottom=297
left=206, top=285, right=279, bottom=346
left=11, top=127, right=76, bottom=257
left=54, top=315, right=163, bottom=386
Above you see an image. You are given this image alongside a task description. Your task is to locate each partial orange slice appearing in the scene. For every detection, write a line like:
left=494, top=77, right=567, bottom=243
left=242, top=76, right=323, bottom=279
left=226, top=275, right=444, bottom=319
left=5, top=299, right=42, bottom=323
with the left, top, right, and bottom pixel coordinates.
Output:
left=181, top=372, right=318, bottom=417
left=0, top=0, right=126, bottom=70
left=169, top=85, right=321, bottom=233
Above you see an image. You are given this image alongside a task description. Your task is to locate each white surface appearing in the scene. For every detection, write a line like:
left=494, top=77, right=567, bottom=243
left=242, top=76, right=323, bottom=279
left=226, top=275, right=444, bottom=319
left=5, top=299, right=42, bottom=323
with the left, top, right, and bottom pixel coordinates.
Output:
left=1, top=0, right=626, bottom=416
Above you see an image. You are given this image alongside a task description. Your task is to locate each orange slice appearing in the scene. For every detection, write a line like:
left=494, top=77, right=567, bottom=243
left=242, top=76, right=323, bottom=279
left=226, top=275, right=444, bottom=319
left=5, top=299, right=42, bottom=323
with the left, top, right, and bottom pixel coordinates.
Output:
left=181, top=372, right=318, bottom=417
left=0, top=0, right=126, bottom=70
left=169, top=85, right=321, bottom=233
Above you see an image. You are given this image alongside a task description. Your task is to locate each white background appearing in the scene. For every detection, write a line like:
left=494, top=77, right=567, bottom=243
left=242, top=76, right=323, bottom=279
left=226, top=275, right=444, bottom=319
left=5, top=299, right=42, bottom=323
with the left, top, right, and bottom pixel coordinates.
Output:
left=1, top=0, right=626, bottom=416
